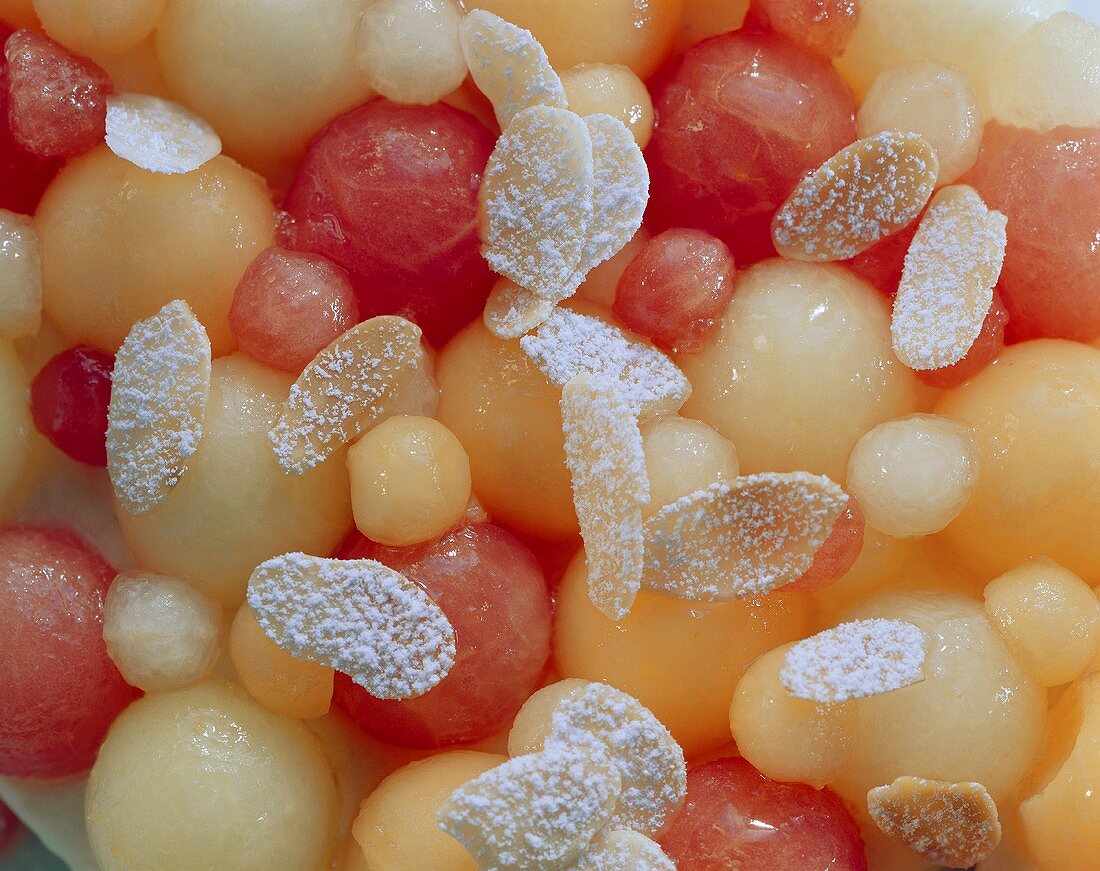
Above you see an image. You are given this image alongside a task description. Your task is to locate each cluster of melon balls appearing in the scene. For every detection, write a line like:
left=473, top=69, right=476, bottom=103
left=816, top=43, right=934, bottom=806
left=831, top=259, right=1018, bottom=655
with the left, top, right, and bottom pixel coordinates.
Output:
left=1, top=0, right=1100, bottom=869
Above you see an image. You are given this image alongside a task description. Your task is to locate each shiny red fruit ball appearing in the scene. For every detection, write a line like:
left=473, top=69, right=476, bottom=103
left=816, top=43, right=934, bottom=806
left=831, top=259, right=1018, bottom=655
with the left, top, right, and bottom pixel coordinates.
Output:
left=31, top=346, right=114, bottom=467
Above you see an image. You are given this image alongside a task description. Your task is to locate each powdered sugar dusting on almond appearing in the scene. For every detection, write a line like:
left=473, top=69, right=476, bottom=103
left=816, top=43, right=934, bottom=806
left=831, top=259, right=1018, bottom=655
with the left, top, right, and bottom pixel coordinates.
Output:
left=572, top=829, right=676, bottom=871
left=106, top=93, right=221, bottom=175
left=483, top=278, right=557, bottom=338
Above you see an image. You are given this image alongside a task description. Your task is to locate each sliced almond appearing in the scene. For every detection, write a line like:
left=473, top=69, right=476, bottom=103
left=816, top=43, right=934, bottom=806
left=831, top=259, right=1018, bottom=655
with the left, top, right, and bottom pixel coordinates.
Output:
left=267, top=315, right=437, bottom=475
left=246, top=553, right=456, bottom=700
left=105, top=93, right=222, bottom=175
left=483, top=277, right=557, bottom=339
left=781, top=618, right=927, bottom=703
left=642, top=473, right=848, bottom=601
left=459, top=9, right=567, bottom=130
left=571, top=830, right=676, bottom=871
left=772, top=131, right=939, bottom=262
left=892, top=185, right=1007, bottom=370
left=480, top=104, right=594, bottom=301
left=0, top=209, right=41, bottom=341
left=868, top=776, right=1001, bottom=868
left=107, top=299, right=211, bottom=514
left=438, top=746, right=622, bottom=871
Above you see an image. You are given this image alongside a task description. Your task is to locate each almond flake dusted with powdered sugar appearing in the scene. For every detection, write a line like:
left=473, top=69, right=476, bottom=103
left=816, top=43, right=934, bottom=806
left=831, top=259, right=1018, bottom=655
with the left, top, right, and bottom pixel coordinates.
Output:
left=546, top=682, right=686, bottom=838
left=892, top=185, right=1007, bottom=371
left=438, top=745, right=622, bottom=871
left=460, top=10, right=567, bottom=130
left=107, top=299, right=211, bottom=514
left=781, top=618, right=927, bottom=703
left=247, top=553, right=456, bottom=700
left=521, top=308, right=690, bottom=417
left=105, top=93, right=221, bottom=175
left=480, top=104, right=594, bottom=301
left=268, top=315, right=436, bottom=475
left=483, top=277, right=557, bottom=338
left=867, top=776, right=1001, bottom=868
left=571, top=830, right=676, bottom=871
left=562, top=376, right=648, bottom=620
left=772, top=131, right=939, bottom=262
left=642, top=473, right=848, bottom=601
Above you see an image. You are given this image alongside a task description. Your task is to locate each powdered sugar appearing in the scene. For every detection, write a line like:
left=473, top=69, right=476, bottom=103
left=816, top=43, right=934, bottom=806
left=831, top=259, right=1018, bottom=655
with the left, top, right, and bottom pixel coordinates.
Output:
left=572, top=829, right=676, bottom=871
left=483, top=277, right=557, bottom=338
left=105, top=93, right=221, bottom=175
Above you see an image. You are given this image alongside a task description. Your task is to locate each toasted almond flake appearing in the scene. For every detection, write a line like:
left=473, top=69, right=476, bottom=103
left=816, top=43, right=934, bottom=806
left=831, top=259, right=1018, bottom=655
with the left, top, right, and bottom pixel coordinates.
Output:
left=480, top=105, right=594, bottom=301
left=438, top=746, right=622, bottom=871
left=562, top=376, right=648, bottom=620
left=107, top=300, right=211, bottom=514
left=642, top=473, right=847, bottom=601
left=521, top=307, right=690, bottom=417
left=246, top=553, right=456, bottom=700
left=781, top=618, right=927, bottom=703
left=868, top=777, right=1001, bottom=868
left=459, top=9, right=567, bottom=130
left=772, top=131, right=939, bottom=262
left=105, top=93, right=221, bottom=175
left=546, top=682, right=686, bottom=837
left=267, top=316, right=436, bottom=475
left=0, top=209, right=41, bottom=341
left=892, top=185, right=1008, bottom=370
left=483, top=277, right=557, bottom=338
left=571, top=830, right=676, bottom=871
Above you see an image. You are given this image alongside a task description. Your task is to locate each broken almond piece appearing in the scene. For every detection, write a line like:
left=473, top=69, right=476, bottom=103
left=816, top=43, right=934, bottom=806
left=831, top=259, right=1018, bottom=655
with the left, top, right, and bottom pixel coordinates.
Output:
left=107, top=299, right=211, bottom=514
left=642, top=473, right=848, bottom=601
left=267, top=315, right=437, bottom=475
left=892, top=185, right=1008, bottom=370
left=562, top=376, right=648, bottom=620
left=483, top=277, right=556, bottom=339
left=867, top=776, right=1001, bottom=868
left=571, top=829, right=676, bottom=871
left=459, top=9, right=567, bottom=130
left=480, top=104, right=594, bottom=301
left=438, top=745, right=622, bottom=871
left=246, top=553, right=456, bottom=700
left=772, top=131, right=939, bottom=262
left=105, top=93, right=222, bottom=175
left=781, top=618, right=927, bottom=703
left=0, top=209, right=41, bottom=341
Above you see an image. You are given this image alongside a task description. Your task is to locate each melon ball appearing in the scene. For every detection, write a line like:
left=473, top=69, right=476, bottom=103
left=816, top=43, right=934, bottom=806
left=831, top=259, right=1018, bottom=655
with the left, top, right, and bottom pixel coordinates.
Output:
left=90, top=36, right=174, bottom=99
left=352, top=751, right=506, bottom=871
left=575, top=227, right=650, bottom=309
left=32, top=0, right=165, bottom=56
left=36, top=146, right=274, bottom=356
left=640, top=415, right=738, bottom=517
left=678, top=260, right=920, bottom=483
left=506, top=678, right=590, bottom=756
left=117, top=355, right=352, bottom=607
left=675, top=0, right=749, bottom=53
left=554, top=551, right=811, bottom=757
left=983, top=558, right=1100, bottom=688
left=560, top=63, right=653, bottom=148
left=937, top=341, right=1100, bottom=581
left=0, top=340, right=36, bottom=522
left=86, top=680, right=339, bottom=871
left=154, top=0, right=373, bottom=181
left=103, top=571, right=220, bottom=693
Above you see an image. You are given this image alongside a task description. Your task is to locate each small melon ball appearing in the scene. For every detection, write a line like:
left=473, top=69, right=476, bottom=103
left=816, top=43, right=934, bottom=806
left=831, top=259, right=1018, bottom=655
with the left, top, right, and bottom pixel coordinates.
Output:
left=0, top=340, right=36, bottom=522
left=506, top=678, right=590, bottom=756
left=90, top=36, right=174, bottom=100
left=640, top=415, right=738, bottom=517
left=466, top=0, right=683, bottom=79
left=437, top=320, right=576, bottom=540
left=937, top=341, right=1100, bottom=580
left=32, top=0, right=165, bottom=56
left=0, top=209, right=41, bottom=341
left=102, top=571, right=219, bottom=693
left=729, top=644, right=854, bottom=788
left=560, top=63, right=653, bottom=148
left=352, top=751, right=506, bottom=871
left=845, top=414, right=979, bottom=538
left=117, top=355, right=352, bottom=607
left=30, top=345, right=113, bottom=468
left=983, top=558, right=1100, bottom=688
left=576, top=227, right=650, bottom=309
left=86, top=680, right=339, bottom=871
left=36, top=146, right=274, bottom=356
left=675, top=0, right=749, bottom=53
left=554, top=551, right=811, bottom=757
left=356, top=0, right=466, bottom=106
left=753, top=0, right=858, bottom=59
left=678, top=260, right=920, bottom=483
left=347, top=416, right=471, bottom=548
left=229, top=603, right=333, bottom=719
left=857, top=61, right=981, bottom=185
left=154, top=0, right=372, bottom=180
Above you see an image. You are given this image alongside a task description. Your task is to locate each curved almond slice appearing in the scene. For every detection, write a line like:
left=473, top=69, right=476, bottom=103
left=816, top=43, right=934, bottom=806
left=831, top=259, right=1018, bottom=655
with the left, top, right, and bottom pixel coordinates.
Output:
left=892, top=185, right=1008, bottom=370
left=868, top=777, right=1001, bottom=868
left=438, top=746, right=622, bottom=871
left=483, top=277, right=556, bottom=339
left=572, top=830, right=676, bottom=871
left=268, top=315, right=436, bottom=474
left=0, top=210, right=41, bottom=340
left=642, top=473, right=848, bottom=601
left=480, top=104, right=594, bottom=301
left=105, top=93, right=221, bottom=175
left=772, top=131, right=939, bottom=262
left=107, top=299, right=211, bottom=514
left=781, top=619, right=927, bottom=703
left=562, top=376, right=648, bottom=621
left=460, top=10, right=567, bottom=130
left=247, top=553, right=455, bottom=700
